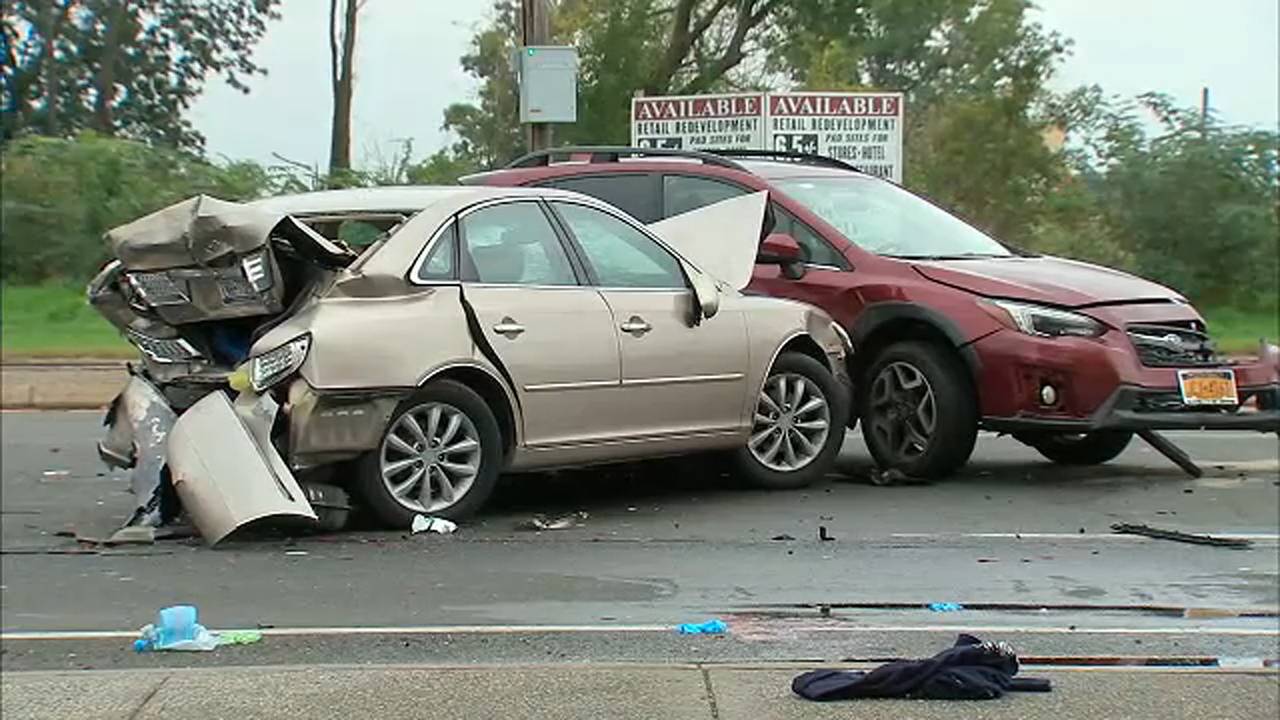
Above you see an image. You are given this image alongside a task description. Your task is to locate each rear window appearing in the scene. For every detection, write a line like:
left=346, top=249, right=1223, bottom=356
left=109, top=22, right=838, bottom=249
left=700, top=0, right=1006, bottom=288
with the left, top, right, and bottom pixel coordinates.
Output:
left=537, top=174, right=660, bottom=223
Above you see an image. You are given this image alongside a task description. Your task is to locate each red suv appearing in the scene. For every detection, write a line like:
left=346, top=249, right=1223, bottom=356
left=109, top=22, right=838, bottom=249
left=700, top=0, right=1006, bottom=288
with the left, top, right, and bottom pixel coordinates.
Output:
left=464, top=147, right=1280, bottom=476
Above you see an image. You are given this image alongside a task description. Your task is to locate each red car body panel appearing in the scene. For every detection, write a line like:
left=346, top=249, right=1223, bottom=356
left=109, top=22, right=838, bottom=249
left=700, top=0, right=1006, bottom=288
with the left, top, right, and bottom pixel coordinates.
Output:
left=466, top=157, right=1280, bottom=433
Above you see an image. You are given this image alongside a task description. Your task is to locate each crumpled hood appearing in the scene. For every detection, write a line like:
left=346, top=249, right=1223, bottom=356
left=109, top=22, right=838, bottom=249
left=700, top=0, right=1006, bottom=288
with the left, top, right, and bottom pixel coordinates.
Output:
left=912, top=255, right=1183, bottom=308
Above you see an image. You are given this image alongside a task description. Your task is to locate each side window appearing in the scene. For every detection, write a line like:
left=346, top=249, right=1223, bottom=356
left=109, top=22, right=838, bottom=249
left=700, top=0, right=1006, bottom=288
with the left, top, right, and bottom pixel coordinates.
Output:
left=550, top=202, right=687, bottom=289
left=539, top=174, right=660, bottom=223
left=662, top=175, right=748, bottom=218
left=415, top=223, right=457, bottom=281
left=772, top=204, right=848, bottom=268
left=459, top=202, right=577, bottom=286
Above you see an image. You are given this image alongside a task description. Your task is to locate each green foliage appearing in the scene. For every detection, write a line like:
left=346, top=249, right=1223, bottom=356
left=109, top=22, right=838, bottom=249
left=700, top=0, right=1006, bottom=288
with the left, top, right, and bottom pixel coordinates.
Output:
left=2, top=0, right=281, bottom=150
left=1064, top=93, right=1279, bottom=309
left=0, top=134, right=277, bottom=282
left=1, top=283, right=131, bottom=357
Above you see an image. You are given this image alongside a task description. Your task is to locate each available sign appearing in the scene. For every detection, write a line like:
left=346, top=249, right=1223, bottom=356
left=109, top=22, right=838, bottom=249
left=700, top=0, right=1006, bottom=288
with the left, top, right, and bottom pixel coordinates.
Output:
left=631, top=91, right=904, bottom=183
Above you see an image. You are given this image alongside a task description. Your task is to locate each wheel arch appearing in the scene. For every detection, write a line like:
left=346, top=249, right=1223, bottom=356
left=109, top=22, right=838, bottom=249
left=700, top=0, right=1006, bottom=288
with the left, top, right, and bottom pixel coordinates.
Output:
left=849, top=302, right=981, bottom=385
left=418, top=363, right=520, bottom=461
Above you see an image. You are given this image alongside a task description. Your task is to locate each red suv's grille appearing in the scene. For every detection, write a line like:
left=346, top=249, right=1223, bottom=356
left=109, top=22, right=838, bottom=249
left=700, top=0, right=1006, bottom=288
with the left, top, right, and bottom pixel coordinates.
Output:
left=1126, top=323, right=1219, bottom=367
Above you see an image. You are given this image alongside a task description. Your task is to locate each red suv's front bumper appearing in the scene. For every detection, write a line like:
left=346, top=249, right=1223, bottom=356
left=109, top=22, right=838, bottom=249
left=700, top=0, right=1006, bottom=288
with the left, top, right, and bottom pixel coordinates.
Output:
left=972, top=328, right=1280, bottom=433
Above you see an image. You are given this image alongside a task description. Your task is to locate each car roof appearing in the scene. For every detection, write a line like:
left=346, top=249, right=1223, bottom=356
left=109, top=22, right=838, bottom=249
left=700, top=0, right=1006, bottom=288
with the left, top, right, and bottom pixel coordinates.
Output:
left=248, top=185, right=554, bottom=215
left=736, top=160, right=860, bottom=180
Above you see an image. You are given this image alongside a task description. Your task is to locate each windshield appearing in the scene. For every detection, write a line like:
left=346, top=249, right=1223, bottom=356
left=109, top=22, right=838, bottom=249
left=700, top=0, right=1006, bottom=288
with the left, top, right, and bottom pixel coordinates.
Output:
left=773, top=177, right=1012, bottom=258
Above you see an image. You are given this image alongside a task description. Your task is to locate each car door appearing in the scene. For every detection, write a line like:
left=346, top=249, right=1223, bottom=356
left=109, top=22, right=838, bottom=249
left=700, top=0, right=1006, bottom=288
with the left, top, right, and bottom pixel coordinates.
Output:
left=451, top=200, right=622, bottom=448
left=547, top=199, right=750, bottom=440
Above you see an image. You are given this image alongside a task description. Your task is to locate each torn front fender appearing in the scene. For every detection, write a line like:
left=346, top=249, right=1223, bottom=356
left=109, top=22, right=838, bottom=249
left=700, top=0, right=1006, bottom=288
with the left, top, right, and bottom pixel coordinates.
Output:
left=167, top=390, right=317, bottom=545
left=99, top=373, right=179, bottom=527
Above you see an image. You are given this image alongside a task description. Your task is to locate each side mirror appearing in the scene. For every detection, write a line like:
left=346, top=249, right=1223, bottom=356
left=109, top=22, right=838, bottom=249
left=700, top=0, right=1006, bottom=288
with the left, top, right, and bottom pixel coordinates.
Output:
left=687, top=266, right=720, bottom=323
left=757, top=233, right=806, bottom=279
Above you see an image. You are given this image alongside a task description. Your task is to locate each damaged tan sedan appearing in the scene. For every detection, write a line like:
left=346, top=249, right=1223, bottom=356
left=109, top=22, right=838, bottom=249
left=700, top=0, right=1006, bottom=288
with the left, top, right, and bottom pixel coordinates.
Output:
left=90, top=186, right=851, bottom=543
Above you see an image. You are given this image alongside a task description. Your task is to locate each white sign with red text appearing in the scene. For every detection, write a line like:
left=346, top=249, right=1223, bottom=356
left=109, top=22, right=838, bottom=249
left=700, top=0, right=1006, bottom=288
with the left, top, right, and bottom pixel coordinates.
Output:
left=631, top=93, right=766, bottom=151
left=631, top=91, right=904, bottom=183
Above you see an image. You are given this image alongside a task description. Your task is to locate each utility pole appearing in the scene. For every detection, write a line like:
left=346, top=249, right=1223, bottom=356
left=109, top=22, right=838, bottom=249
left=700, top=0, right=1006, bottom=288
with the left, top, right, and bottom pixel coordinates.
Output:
left=1200, top=86, right=1210, bottom=133
left=521, top=0, right=552, bottom=151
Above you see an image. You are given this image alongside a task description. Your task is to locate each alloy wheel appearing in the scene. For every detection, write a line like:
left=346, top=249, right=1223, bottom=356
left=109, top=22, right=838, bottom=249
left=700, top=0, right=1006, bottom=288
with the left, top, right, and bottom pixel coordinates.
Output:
left=867, top=361, right=937, bottom=462
left=748, top=372, right=831, bottom=472
left=380, top=402, right=482, bottom=513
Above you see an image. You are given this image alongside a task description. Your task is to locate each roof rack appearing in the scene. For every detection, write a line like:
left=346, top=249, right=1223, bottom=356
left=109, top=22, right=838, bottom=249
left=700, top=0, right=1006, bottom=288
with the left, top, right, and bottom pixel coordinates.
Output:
left=706, top=149, right=858, bottom=172
left=503, top=146, right=747, bottom=171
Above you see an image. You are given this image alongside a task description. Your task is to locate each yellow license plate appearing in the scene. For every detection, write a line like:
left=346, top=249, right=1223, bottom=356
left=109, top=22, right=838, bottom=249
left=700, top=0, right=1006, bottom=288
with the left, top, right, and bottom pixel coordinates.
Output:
left=1177, top=369, right=1238, bottom=406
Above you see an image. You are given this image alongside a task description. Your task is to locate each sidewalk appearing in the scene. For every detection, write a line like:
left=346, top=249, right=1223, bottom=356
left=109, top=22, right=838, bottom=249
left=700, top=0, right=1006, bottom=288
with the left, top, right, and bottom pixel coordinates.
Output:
left=0, top=360, right=125, bottom=409
left=2, top=663, right=1276, bottom=720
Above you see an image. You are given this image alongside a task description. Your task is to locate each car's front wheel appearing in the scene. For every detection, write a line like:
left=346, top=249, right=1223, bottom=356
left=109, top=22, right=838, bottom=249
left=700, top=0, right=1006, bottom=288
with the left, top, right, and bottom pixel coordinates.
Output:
left=355, top=380, right=503, bottom=528
left=732, top=352, right=848, bottom=489
left=860, top=341, right=977, bottom=477
left=1013, top=430, right=1133, bottom=466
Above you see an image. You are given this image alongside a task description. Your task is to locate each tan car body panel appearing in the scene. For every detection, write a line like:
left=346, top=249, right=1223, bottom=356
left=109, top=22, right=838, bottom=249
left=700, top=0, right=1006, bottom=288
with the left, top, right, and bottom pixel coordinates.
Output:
left=247, top=186, right=848, bottom=474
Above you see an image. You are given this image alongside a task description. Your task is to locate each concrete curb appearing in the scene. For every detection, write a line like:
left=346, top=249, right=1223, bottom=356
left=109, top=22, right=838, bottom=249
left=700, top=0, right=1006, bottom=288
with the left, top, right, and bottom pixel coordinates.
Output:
left=1, top=362, right=127, bottom=410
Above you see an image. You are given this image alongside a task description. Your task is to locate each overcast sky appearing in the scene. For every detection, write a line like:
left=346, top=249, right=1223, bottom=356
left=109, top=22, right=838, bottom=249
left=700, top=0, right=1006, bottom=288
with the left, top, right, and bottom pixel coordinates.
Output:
left=188, top=0, right=1280, bottom=169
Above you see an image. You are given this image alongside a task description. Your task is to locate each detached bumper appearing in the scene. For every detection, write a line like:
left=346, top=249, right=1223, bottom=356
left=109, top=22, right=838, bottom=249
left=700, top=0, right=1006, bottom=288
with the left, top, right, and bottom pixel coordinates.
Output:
left=984, top=384, right=1280, bottom=434
left=167, top=390, right=317, bottom=545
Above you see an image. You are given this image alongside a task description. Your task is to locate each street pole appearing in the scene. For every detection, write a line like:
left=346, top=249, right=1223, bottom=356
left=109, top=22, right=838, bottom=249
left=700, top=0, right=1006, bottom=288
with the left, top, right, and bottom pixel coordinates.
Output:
left=522, top=0, right=552, bottom=151
left=1200, top=86, right=1209, bottom=133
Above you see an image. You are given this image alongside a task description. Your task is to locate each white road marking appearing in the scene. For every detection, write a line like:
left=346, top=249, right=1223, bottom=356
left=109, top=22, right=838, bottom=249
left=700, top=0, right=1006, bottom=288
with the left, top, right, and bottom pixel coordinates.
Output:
left=888, top=532, right=1280, bottom=542
left=2, top=622, right=1276, bottom=642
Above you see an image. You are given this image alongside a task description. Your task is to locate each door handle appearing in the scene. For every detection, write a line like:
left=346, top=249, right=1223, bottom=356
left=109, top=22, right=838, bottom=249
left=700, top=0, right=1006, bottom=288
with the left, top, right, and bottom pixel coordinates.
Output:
left=619, top=316, right=652, bottom=336
left=492, top=318, right=525, bottom=338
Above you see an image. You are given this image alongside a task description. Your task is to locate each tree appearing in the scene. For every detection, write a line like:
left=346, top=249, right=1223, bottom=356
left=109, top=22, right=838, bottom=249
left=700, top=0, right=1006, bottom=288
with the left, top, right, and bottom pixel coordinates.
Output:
left=2, top=0, right=281, bottom=150
left=329, top=0, right=365, bottom=178
left=772, top=0, right=1071, bottom=239
left=1069, top=93, right=1279, bottom=308
left=435, top=0, right=787, bottom=170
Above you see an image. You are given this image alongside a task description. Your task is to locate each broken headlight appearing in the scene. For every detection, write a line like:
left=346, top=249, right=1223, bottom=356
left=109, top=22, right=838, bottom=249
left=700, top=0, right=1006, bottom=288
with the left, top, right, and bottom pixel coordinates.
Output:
left=982, top=300, right=1105, bottom=339
left=248, top=334, right=311, bottom=392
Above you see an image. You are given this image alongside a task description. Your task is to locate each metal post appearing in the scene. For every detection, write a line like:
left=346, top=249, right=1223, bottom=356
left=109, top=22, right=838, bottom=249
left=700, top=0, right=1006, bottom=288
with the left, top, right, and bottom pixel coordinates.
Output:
left=1200, top=87, right=1209, bottom=132
left=522, top=0, right=552, bottom=151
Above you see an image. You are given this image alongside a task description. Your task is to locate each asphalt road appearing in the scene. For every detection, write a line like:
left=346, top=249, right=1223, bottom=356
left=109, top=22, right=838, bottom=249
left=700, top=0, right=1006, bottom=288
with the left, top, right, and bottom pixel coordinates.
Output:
left=2, top=411, right=1277, bottom=674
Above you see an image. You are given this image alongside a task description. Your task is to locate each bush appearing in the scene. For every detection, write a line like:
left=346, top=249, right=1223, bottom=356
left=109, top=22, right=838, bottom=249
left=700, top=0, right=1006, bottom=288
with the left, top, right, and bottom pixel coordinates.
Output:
left=1, top=134, right=274, bottom=283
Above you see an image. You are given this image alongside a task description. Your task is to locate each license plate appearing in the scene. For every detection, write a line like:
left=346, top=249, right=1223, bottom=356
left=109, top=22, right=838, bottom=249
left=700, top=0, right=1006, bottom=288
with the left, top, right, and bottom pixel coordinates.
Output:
left=1177, top=369, right=1238, bottom=406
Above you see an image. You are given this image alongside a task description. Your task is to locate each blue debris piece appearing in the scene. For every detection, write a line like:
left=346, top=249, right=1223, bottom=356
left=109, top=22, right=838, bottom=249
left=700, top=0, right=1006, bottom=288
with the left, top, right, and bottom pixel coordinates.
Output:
left=927, top=602, right=965, bottom=613
left=676, top=619, right=728, bottom=635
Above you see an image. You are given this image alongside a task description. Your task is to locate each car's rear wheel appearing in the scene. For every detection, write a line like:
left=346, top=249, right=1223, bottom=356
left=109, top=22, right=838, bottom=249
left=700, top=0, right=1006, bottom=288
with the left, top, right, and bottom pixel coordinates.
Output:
left=355, top=380, right=503, bottom=528
left=733, top=352, right=848, bottom=489
left=860, top=341, right=977, bottom=477
left=1014, top=430, right=1133, bottom=466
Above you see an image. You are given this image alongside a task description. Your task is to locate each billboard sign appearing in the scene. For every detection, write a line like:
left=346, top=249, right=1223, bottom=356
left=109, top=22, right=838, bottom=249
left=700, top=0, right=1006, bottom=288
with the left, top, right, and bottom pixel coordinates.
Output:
left=630, top=91, right=905, bottom=183
left=631, top=93, right=766, bottom=150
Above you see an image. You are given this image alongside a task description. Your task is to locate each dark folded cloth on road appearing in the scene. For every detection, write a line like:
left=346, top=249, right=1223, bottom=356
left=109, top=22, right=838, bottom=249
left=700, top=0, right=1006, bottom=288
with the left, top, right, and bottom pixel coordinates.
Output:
left=792, top=634, right=1052, bottom=701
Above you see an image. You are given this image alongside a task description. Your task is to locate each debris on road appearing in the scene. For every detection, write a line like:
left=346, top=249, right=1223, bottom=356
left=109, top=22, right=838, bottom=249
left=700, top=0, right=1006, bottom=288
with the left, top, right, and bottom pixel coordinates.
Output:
left=792, top=634, right=1051, bottom=701
left=284, top=550, right=308, bottom=556
left=676, top=619, right=727, bottom=635
left=818, top=526, right=835, bottom=541
left=411, top=514, right=458, bottom=535
left=1110, top=523, right=1252, bottom=548
left=134, top=605, right=218, bottom=652
left=40, top=470, right=70, bottom=480
left=770, top=533, right=796, bottom=541
left=928, top=602, right=965, bottom=612
left=107, top=526, right=156, bottom=545
left=517, top=511, right=588, bottom=531
left=217, top=630, right=264, bottom=646
left=867, top=468, right=931, bottom=486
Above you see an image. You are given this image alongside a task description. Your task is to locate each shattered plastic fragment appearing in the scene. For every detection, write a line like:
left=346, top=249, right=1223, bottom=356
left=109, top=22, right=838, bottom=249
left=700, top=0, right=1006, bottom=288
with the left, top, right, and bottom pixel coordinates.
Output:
left=133, top=605, right=218, bottom=652
left=517, top=511, right=588, bottom=531
left=928, top=602, right=965, bottom=612
left=217, top=630, right=264, bottom=646
left=411, top=514, right=458, bottom=535
left=676, top=619, right=728, bottom=635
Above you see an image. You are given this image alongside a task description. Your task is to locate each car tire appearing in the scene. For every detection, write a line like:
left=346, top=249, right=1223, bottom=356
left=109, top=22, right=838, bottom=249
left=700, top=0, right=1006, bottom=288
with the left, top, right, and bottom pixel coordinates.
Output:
left=1014, top=430, right=1133, bottom=466
left=860, top=340, right=977, bottom=478
left=732, top=352, right=849, bottom=489
left=355, top=380, right=503, bottom=528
